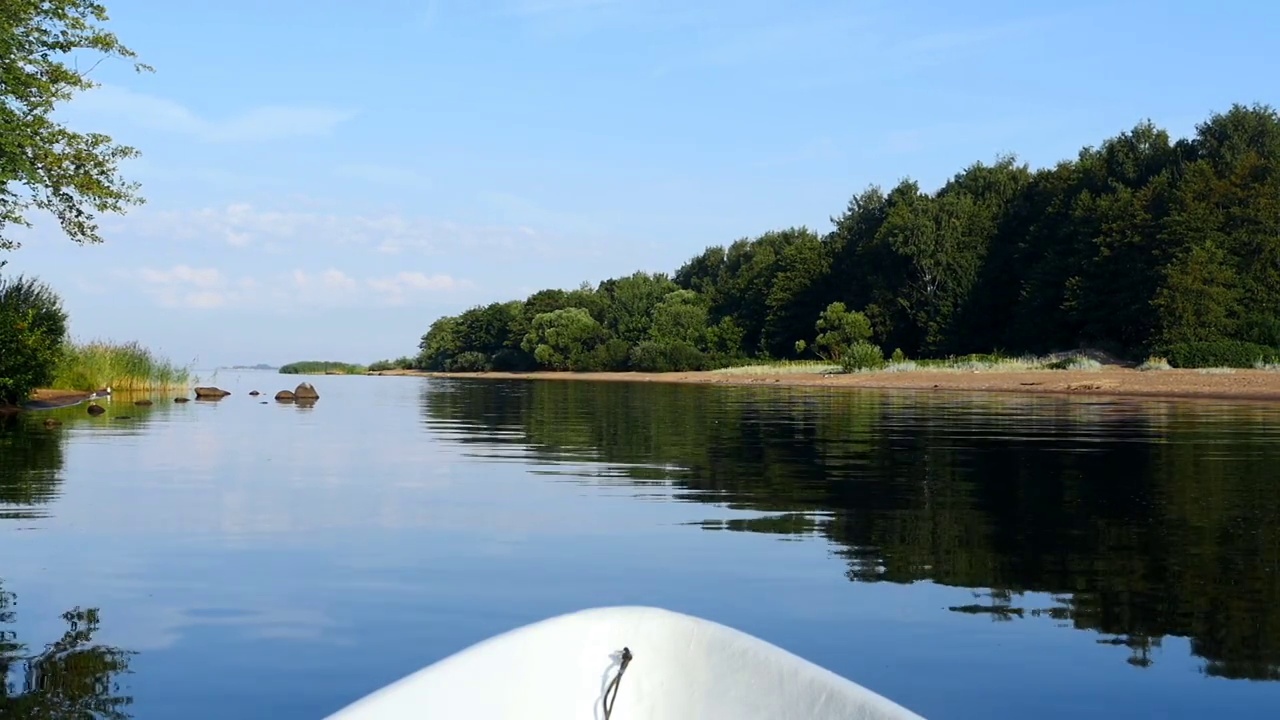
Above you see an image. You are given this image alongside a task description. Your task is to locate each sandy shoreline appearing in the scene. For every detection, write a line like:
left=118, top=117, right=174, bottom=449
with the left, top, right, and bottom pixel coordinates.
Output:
left=368, top=367, right=1280, bottom=403
left=7, top=368, right=1278, bottom=416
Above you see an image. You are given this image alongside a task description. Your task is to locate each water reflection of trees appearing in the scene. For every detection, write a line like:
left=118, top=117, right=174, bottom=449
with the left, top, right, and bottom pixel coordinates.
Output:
left=0, top=414, right=67, bottom=517
left=0, top=581, right=136, bottom=719
left=0, top=402, right=171, bottom=518
left=421, top=379, right=1280, bottom=681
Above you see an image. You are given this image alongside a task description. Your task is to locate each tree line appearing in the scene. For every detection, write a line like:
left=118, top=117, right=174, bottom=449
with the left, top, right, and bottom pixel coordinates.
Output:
left=417, top=103, right=1280, bottom=373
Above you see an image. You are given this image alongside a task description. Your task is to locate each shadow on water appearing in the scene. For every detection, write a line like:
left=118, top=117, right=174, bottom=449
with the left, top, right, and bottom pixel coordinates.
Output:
left=0, top=399, right=176, bottom=519
left=0, top=415, right=67, bottom=520
left=0, top=580, right=137, bottom=719
left=420, top=379, right=1280, bottom=682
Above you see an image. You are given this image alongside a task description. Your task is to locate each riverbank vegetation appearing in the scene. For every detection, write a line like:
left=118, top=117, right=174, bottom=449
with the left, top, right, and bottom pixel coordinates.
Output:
left=414, top=104, right=1280, bottom=374
left=0, top=276, right=192, bottom=404
left=52, top=340, right=191, bottom=392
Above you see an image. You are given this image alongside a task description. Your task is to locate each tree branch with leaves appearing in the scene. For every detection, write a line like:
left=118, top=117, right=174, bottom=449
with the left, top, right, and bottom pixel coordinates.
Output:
left=0, top=0, right=152, bottom=259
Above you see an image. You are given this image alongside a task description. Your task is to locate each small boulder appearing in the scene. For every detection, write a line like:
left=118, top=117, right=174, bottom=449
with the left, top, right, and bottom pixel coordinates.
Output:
left=274, top=390, right=296, bottom=402
left=193, top=386, right=230, bottom=399
left=248, top=390, right=261, bottom=396
left=134, top=399, right=153, bottom=406
left=174, top=397, right=190, bottom=403
left=86, top=403, right=105, bottom=415
left=293, top=382, right=319, bottom=400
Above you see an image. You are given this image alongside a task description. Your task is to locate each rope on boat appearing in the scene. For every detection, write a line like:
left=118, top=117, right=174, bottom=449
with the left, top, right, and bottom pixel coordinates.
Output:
left=602, top=647, right=633, bottom=720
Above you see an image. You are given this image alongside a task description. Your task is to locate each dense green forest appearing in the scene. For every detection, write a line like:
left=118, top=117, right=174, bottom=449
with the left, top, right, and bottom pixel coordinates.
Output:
left=416, top=104, right=1280, bottom=373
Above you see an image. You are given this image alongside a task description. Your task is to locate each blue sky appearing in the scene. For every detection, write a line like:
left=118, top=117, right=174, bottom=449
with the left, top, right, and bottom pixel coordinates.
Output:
left=6, top=0, right=1278, bottom=367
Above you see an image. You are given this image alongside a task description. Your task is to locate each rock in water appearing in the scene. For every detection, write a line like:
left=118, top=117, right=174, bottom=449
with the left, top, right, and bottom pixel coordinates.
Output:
left=86, top=403, right=105, bottom=415
left=294, top=382, right=319, bottom=400
left=193, top=386, right=231, bottom=399
left=274, top=390, right=296, bottom=402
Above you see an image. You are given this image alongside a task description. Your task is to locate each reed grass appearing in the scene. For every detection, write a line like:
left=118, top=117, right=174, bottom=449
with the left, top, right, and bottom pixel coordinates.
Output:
left=51, top=340, right=193, bottom=392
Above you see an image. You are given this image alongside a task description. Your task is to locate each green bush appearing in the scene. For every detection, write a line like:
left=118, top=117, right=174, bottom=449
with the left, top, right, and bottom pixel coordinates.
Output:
left=1162, top=340, right=1280, bottom=368
left=446, top=351, right=490, bottom=372
left=579, top=339, right=631, bottom=372
left=490, top=348, right=536, bottom=371
left=1239, top=316, right=1280, bottom=347
left=0, top=275, right=68, bottom=404
left=841, top=341, right=885, bottom=372
left=629, top=341, right=707, bottom=372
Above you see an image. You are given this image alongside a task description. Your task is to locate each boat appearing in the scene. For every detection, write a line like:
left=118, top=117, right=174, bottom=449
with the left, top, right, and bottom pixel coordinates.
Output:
left=324, top=605, right=926, bottom=720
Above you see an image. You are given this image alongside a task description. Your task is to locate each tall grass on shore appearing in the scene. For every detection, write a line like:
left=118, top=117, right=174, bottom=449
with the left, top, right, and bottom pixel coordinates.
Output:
left=51, top=340, right=193, bottom=392
left=717, top=351, right=1114, bottom=376
left=711, top=360, right=841, bottom=375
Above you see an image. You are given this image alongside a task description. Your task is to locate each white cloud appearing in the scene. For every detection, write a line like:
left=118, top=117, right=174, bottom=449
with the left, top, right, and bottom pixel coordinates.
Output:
left=66, top=84, right=356, bottom=143
left=109, top=202, right=566, bottom=259
left=129, top=264, right=473, bottom=311
left=292, top=268, right=359, bottom=293
left=138, top=264, right=224, bottom=289
left=368, top=271, right=474, bottom=305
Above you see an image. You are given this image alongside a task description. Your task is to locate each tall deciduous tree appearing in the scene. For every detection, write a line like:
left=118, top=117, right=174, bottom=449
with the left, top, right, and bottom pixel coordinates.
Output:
left=1, top=0, right=151, bottom=259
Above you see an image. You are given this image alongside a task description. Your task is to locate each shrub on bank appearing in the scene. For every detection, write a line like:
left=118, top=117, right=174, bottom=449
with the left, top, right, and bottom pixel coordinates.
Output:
left=446, top=351, right=490, bottom=372
left=490, top=348, right=537, bottom=372
left=1137, top=356, right=1173, bottom=371
left=1161, top=341, right=1280, bottom=369
left=840, top=342, right=886, bottom=372
left=630, top=340, right=707, bottom=372
left=0, top=275, right=68, bottom=404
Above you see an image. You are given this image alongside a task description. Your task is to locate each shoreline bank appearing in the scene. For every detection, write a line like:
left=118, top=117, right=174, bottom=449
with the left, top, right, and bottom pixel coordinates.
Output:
left=368, top=367, right=1280, bottom=403
left=0, top=388, right=106, bottom=416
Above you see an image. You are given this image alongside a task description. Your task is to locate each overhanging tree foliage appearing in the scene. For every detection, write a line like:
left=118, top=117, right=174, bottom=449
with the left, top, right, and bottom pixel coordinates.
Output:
left=1, top=0, right=151, bottom=258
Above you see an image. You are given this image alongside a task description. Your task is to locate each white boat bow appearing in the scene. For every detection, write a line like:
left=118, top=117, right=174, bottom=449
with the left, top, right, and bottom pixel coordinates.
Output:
left=325, top=605, right=926, bottom=720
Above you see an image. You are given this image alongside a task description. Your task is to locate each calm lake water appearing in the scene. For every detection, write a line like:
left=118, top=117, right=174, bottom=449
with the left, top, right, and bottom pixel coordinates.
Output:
left=2, top=370, right=1279, bottom=718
